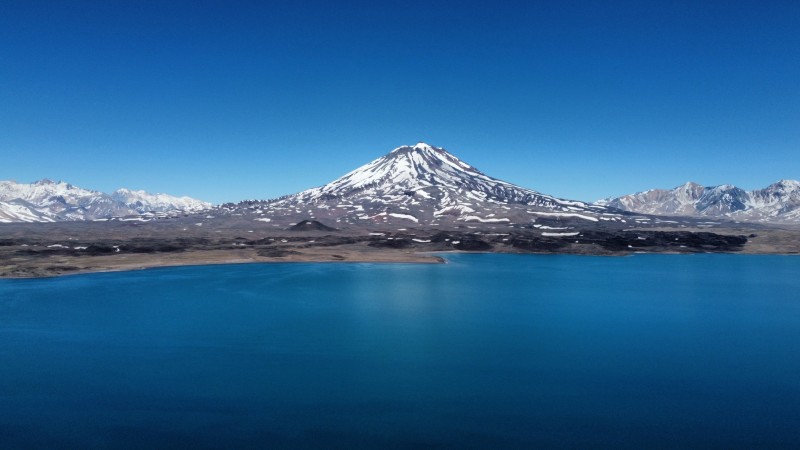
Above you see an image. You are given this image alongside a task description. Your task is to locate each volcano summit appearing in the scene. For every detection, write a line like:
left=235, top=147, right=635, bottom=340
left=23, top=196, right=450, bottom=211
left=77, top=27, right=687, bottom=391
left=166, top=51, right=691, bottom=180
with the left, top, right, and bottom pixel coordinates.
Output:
left=251, top=142, right=617, bottom=228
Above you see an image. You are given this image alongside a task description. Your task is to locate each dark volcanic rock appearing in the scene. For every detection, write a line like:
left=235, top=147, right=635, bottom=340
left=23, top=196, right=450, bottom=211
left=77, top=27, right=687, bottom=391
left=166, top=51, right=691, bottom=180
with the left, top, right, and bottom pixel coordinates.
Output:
left=510, top=237, right=569, bottom=252
left=119, top=243, right=186, bottom=254
left=577, top=230, right=747, bottom=252
left=15, top=249, right=43, bottom=256
left=452, top=236, right=492, bottom=251
left=84, top=244, right=118, bottom=255
left=429, top=232, right=452, bottom=243
left=369, top=238, right=412, bottom=249
left=257, top=247, right=299, bottom=257
left=288, top=220, right=337, bottom=232
left=304, top=236, right=361, bottom=247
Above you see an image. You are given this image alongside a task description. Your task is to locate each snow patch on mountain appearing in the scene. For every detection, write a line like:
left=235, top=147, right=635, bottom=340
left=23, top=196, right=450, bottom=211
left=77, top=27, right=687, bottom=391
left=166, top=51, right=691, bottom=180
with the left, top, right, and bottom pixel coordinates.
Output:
left=0, top=199, right=57, bottom=223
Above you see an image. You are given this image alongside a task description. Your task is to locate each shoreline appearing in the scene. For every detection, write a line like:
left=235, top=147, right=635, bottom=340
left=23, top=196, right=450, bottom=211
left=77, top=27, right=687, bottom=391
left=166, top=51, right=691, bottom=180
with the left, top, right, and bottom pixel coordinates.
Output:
left=0, top=248, right=447, bottom=279
left=2, top=224, right=797, bottom=279
left=3, top=246, right=798, bottom=280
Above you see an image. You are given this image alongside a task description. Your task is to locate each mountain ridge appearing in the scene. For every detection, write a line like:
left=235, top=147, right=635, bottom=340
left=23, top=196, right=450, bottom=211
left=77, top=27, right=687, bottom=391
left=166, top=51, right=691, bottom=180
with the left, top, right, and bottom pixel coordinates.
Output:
left=0, top=179, right=211, bottom=223
left=596, top=179, right=800, bottom=223
left=4, top=144, right=797, bottom=227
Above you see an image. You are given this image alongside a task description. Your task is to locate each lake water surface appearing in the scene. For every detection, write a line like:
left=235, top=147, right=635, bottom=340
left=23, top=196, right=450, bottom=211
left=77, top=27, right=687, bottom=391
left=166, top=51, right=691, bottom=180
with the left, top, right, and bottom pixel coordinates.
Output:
left=1, top=254, right=799, bottom=448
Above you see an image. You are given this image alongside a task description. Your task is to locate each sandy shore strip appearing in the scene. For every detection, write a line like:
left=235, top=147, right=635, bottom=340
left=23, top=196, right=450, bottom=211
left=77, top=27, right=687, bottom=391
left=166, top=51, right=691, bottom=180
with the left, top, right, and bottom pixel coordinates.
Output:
left=0, top=247, right=446, bottom=279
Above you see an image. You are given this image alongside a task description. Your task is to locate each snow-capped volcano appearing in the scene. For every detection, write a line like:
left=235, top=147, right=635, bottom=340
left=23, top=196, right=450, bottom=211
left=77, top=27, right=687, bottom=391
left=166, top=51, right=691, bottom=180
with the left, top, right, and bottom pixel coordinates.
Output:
left=256, top=143, right=616, bottom=227
left=597, top=180, right=800, bottom=223
left=0, top=179, right=210, bottom=223
left=284, top=143, right=582, bottom=209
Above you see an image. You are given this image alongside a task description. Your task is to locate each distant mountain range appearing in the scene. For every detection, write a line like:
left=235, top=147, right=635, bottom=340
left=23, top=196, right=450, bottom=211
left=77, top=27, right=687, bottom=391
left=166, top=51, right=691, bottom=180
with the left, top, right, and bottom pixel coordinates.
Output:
left=596, top=180, right=800, bottom=223
left=0, top=179, right=210, bottom=223
left=3, top=144, right=798, bottom=227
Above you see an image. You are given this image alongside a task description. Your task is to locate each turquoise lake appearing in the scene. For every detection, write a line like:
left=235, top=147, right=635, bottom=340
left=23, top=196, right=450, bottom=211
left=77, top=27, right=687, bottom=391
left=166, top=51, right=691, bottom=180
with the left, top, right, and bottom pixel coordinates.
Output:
left=1, top=254, right=799, bottom=448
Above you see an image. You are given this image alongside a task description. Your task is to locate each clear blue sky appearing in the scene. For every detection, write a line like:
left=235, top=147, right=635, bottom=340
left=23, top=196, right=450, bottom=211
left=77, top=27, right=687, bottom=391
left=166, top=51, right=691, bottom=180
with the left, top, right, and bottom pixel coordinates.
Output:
left=2, top=0, right=798, bottom=204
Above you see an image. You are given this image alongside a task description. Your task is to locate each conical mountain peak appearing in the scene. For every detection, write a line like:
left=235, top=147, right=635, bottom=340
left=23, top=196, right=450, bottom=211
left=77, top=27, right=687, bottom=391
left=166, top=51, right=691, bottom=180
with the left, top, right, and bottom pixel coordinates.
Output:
left=413, top=142, right=435, bottom=151
left=286, top=143, right=489, bottom=202
left=388, top=142, right=455, bottom=160
left=390, top=142, right=436, bottom=153
left=265, top=143, right=607, bottom=227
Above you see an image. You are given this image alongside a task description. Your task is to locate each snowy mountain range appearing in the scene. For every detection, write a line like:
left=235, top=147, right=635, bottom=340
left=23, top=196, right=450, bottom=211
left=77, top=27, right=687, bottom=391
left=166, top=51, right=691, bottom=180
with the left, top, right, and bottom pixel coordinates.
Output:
left=596, top=180, right=800, bottom=223
left=5, top=144, right=797, bottom=228
left=239, top=142, right=623, bottom=228
left=0, top=179, right=210, bottom=223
